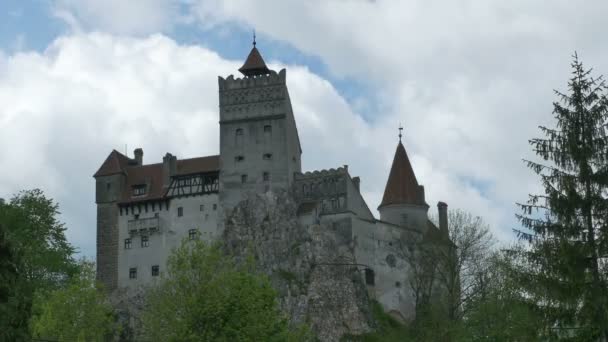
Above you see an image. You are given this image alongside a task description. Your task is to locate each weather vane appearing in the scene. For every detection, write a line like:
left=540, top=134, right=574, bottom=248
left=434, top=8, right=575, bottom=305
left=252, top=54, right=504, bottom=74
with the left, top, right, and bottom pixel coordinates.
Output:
left=398, top=124, right=403, bottom=142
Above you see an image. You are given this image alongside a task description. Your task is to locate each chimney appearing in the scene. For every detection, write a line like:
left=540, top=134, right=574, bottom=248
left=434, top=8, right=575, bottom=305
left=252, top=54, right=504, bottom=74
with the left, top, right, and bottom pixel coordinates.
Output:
left=134, top=148, right=143, bottom=166
left=352, top=177, right=360, bottom=191
left=438, top=201, right=448, bottom=236
left=163, top=153, right=177, bottom=186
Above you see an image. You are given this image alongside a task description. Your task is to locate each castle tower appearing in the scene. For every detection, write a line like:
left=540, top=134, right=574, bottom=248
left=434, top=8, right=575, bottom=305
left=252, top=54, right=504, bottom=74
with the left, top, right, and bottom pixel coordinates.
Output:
left=378, top=133, right=429, bottom=231
left=93, top=150, right=130, bottom=291
left=218, top=40, right=302, bottom=211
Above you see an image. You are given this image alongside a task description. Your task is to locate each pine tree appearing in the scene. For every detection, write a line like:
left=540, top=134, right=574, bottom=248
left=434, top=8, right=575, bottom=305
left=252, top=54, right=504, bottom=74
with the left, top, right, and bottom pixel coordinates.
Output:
left=516, top=53, right=608, bottom=340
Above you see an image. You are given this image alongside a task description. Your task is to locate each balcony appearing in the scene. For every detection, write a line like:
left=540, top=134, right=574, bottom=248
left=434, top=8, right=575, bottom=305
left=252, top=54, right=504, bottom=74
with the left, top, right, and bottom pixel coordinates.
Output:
left=128, top=217, right=160, bottom=236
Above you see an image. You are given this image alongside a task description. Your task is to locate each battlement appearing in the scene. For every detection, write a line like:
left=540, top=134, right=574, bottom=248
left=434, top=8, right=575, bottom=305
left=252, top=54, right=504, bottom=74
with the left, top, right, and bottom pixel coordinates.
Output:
left=218, top=69, right=286, bottom=91
left=295, top=166, right=349, bottom=180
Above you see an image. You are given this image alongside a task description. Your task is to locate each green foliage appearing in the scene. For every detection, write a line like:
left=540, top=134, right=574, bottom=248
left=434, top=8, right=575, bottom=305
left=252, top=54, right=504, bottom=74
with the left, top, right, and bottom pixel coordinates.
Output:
left=0, top=189, right=78, bottom=292
left=0, top=189, right=79, bottom=341
left=142, top=239, right=311, bottom=341
left=462, top=250, right=542, bottom=341
left=343, top=300, right=413, bottom=342
left=516, top=53, right=608, bottom=339
left=30, top=260, right=118, bottom=341
left=0, top=222, right=31, bottom=341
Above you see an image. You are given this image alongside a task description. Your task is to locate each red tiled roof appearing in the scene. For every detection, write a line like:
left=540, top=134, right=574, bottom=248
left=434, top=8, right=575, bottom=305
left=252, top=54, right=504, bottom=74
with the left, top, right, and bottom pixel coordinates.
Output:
left=379, top=142, right=427, bottom=208
left=238, top=46, right=270, bottom=77
left=93, top=150, right=133, bottom=177
left=95, top=150, right=219, bottom=203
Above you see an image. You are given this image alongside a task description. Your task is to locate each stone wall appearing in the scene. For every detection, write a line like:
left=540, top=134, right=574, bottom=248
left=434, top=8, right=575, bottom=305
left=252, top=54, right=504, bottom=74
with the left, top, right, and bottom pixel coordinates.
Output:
left=97, top=203, right=119, bottom=291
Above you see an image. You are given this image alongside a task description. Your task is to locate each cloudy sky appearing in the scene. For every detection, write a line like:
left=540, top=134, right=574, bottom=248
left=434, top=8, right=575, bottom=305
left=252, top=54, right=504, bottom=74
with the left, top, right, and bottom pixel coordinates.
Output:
left=1, top=0, right=607, bottom=258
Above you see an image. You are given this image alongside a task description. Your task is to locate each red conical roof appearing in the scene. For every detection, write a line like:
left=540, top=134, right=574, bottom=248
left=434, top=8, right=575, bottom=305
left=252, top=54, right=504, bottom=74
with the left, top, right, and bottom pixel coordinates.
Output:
left=238, top=46, right=270, bottom=77
left=379, top=142, right=427, bottom=208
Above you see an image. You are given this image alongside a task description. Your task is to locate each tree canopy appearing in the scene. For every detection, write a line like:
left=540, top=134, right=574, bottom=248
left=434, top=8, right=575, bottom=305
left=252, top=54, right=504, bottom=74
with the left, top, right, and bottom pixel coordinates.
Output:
left=142, top=239, right=310, bottom=341
left=30, top=259, right=117, bottom=342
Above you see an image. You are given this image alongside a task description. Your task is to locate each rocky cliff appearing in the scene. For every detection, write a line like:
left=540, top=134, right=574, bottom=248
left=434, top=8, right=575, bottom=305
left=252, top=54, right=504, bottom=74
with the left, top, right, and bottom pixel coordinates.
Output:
left=222, top=190, right=374, bottom=341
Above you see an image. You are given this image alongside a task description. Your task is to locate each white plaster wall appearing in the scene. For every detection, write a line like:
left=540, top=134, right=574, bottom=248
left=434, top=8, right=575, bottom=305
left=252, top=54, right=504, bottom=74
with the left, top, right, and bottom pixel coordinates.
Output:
left=117, top=193, right=219, bottom=289
left=379, top=204, right=429, bottom=233
left=352, top=219, right=419, bottom=322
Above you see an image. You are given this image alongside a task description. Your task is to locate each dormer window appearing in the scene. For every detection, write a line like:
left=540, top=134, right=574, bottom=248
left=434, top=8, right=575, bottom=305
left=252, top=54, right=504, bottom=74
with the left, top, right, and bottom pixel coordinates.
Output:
left=132, top=184, right=146, bottom=196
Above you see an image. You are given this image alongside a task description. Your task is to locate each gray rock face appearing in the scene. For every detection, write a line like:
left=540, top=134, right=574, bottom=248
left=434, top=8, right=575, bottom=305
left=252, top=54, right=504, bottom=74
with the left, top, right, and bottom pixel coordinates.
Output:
left=222, top=190, right=374, bottom=342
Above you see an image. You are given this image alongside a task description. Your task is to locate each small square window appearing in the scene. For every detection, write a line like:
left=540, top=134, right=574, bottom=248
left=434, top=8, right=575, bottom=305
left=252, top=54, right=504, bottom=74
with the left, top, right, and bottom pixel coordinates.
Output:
left=264, top=125, right=272, bottom=133
left=200, top=204, right=204, bottom=212
left=213, top=204, right=217, bottom=211
left=129, top=267, right=137, bottom=279
left=263, top=172, right=270, bottom=182
left=236, top=128, right=244, bottom=136
left=151, top=265, right=159, bottom=277
left=235, top=155, right=245, bottom=162
left=124, top=238, right=132, bottom=249
left=154, top=212, right=159, bottom=218
left=141, top=235, right=149, bottom=248
left=188, top=229, right=198, bottom=240
left=241, top=175, right=248, bottom=183
left=178, top=207, right=183, bottom=217
left=263, top=153, right=272, bottom=160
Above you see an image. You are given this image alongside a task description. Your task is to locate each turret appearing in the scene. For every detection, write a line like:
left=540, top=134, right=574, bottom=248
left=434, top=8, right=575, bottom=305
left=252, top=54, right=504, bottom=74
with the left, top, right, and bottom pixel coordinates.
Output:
left=378, top=130, right=429, bottom=231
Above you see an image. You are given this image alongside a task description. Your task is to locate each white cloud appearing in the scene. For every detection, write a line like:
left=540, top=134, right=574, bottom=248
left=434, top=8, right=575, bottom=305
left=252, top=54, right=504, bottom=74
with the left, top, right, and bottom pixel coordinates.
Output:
left=53, top=0, right=180, bottom=35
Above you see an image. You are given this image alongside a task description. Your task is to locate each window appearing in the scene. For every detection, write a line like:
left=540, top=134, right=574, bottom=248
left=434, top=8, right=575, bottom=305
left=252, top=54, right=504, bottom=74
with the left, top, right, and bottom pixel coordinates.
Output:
left=235, top=155, right=245, bottom=162
left=263, top=153, right=272, bottom=160
left=134, top=214, right=139, bottom=220
left=200, top=204, right=204, bottom=212
left=141, top=235, right=149, bottom=248
left=129, top=267, right=137, bottom=279
left=241, top=174, right=248, bottom=183
left=132, top=184, right=146, bottom=196
left=365, top=268, right=375, bottom=286
left=236, top=128, right=244, bottom=136
left=151, top=265, right=159, bottom=277
left=263, top=172, right=270, bottom=182
left=106, top=182, right=111, bottom=191
left=124, top=238, right=132, bottom=249
left=178, top=207, right=183, bottom=217
left=154, top=212, right=159, bottom=218
left=213, top=204, right=217, bottom=211
left=263, top=125, right=272, bottom=133
left=188, top=229, right=198, bottom=240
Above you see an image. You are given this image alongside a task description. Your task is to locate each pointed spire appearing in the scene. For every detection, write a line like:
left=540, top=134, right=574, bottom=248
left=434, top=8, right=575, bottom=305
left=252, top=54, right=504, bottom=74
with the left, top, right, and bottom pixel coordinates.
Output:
left=379, top=138, right=427, bottom=208
left=238, top=32, right=270, bottom=77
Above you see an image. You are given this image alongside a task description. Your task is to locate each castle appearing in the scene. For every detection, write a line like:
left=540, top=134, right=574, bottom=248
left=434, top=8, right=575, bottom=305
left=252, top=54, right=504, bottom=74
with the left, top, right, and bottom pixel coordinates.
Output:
left=94, top=41, right=449, bottom=323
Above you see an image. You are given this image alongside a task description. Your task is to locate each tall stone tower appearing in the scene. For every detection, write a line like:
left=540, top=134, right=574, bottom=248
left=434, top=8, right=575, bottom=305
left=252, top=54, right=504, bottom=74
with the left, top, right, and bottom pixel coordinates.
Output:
left=218, top=42, right=302, bottom=211
left=378, top=136, right=429, bottom=231
left=93, top=150, right=130, bottom=291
